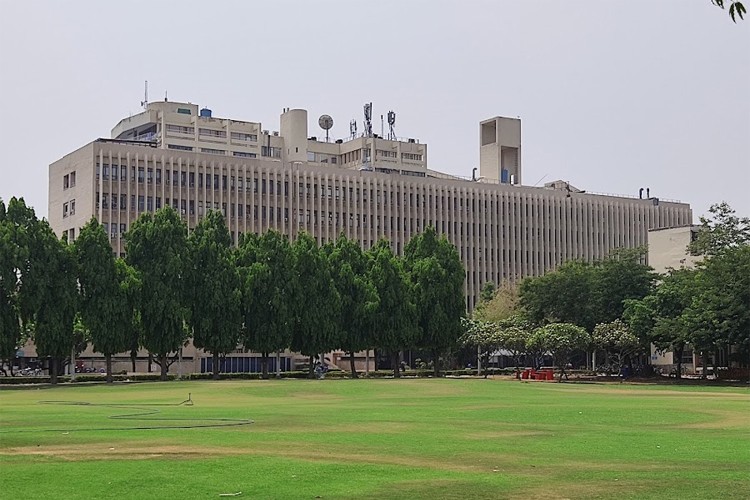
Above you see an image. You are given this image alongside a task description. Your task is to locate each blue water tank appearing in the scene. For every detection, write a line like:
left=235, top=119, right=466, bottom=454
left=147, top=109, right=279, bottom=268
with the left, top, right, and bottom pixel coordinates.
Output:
left=200, top=107, right=212, bottom=118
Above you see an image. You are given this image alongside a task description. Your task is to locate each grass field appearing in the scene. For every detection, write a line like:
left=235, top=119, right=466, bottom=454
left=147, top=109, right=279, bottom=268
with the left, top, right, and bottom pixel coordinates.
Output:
left=1, top=378, right=748, bottom=499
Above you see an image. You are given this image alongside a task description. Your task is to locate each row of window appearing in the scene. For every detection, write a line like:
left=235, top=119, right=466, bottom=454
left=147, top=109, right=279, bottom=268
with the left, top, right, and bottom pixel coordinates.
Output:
left=402, top=153, right=423, bottom=161
left=62, top=171, right=76, bottom=190
left=164, top=124, right=259, bottom=143
left=62, top=199, right=76, bottom=217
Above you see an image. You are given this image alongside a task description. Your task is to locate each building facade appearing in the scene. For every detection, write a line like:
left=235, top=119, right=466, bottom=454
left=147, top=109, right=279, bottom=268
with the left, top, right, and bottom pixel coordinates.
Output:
left=50, top=101, right=693, bottom=312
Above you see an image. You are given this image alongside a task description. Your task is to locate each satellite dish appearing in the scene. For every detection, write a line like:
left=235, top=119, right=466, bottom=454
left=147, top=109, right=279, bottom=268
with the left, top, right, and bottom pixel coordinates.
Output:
left=318, top=114, right=334, bottom=130
left=318, top=114, right=334, bottom=142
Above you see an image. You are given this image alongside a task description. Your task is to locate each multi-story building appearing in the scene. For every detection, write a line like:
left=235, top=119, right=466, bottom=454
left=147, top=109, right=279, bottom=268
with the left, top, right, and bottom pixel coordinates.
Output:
left=50, top=100, right=692, bottom=311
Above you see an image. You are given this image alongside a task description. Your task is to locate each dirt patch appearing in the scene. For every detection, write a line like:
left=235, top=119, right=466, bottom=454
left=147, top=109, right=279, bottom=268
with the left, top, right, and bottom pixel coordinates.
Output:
left=1, top=444, right=247, bottom=461
left=678, top=409, right=750, bottom=429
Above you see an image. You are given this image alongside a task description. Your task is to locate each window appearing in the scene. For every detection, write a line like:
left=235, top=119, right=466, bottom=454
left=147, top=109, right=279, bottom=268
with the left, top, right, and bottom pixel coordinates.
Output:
left=138, top=195, right=144, bottom=211
left=177, top=108, right=192, bottom=115
left=119, top=223, right=126, bottom=235
left=156, top=168, right=162, bottom=184
left=189, top=172, right=195, bottom=187
left=307, top=151, right=316, bottom=162
left=156, top=197, right=161, bottom=209
left=168, top=144, right=194, bottom=151
left=102, top=164, right=110, bottom=180
left=401, top=153, right=423, bottom=161
left=120, top=194, right=127, bottom=210
left=147, top=168, right=153, bottom=184
left=166, top=124, right=192, bottom=134
left=147, top=196, right=153, bottom=211
left=377, top=149, right=397, bottom=158
left=233, top=151, right=257, bottom=158
left=63, top=202, right=69, bottom=218
left=121, top=166, right=127, bottom=182
left=63, top=174, right=69, bottom=189
left=201, top=148, right=225, bottom=155
left=231, top=132, right=258, bottom=142
left=261, top=146, right=282, bottom=158
left=138, top=167, right=144, bottom=183
left=199, top=128, right=226, bottom=138
left=70, top=171, right=76, bottom=187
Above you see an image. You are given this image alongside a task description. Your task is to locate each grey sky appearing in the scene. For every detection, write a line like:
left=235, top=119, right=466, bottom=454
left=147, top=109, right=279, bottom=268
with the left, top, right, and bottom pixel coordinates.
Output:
left=1, top=0, right=748, bottom=220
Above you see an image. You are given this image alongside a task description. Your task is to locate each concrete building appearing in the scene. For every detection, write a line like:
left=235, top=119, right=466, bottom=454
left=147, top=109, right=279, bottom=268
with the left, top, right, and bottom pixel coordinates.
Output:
left=48, top=100, right=693, bottom=373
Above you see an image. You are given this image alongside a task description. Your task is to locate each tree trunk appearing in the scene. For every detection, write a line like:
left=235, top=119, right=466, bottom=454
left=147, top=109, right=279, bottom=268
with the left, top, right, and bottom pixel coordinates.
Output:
left=675, top=345, right=683, bottom=379
left=701, top=351, right=709, bottom=380
left=483, top=351, right=489, bottom=379
left=50, top=358, right=58, bottom=385
left=148, top=353, right=153, bottom=373
left=392, top=351, right=400, bottom=378
left=349, top=350, right=358, bottom=379
left=105, top=354, right=113, bottom=383
left=159, top=354, right=168, bottom=381
left=212, top=352, right=220, bottom=380
left=308, top=355, right=315, bottom=379
left=712, top=349, right=719, bottom=379
left=261, top=352, right=269, bottom=380
left=432, top=348, right=440, bottom=377
left=130, top=350, right=137, bottom=373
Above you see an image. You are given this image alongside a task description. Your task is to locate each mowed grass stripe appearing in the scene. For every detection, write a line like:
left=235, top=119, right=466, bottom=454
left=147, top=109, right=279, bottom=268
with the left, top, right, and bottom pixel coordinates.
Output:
left=1, top=379, right=748, bottom=499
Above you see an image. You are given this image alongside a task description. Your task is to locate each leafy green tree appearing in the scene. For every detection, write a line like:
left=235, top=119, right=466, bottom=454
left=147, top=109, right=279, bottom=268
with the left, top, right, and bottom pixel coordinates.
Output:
left=459, top=317, right=500, bottom=378
left=0, top=199, right=23, bottom=371
left=685, top=245, right=750, bottom=376
left=328, top=234, right=378, bottom=378
left=496, top=314, right=535, bottom=376
left=367, top=240, right=418, bottom=378
left=689, top=202, right=750, bottom=257
left=528, top=323, right=590, bottom=382
left=404, top=227, right=465, bottom=376
left=592, top=319, right=643, bottom=376
left=474, top=282, right=519, bottom=323
left=479, top=281, right=496, bottom=303
left=237, top=230, right=295, bottom=379
left=75, top=218, right=133, bottom=383
left=521, top=260, right=596, bottom=331
left=125, top=207, right=189, bottom=381
left=187, top=211, right=242, bottom=379
left=26, top=221, right=78, bottom=384
left=290, top=233, right=341, bottom=377
left=520, top=250, right=654, bottom=333
left=624, top=269, right=698, bottom=379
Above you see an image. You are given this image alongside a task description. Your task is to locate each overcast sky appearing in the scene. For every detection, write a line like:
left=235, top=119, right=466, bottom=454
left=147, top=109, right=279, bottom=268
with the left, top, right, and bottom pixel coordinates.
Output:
left=1, top=0, right=748, bottom=220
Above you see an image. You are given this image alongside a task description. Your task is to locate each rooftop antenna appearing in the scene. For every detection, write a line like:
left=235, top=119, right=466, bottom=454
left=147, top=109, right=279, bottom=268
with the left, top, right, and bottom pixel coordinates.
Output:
left=363, top=102, right=372, bottom=137
left=381, top=114, right=384, bottom=138
left=164, top=90, right=168, bottom=102
left=318, top=114, right=334, bottom=143
left=349, top=119, right=357, bottom=140
left=387, top=111, right=396, bottom=140
left=140, top=80, right=148, bottom=109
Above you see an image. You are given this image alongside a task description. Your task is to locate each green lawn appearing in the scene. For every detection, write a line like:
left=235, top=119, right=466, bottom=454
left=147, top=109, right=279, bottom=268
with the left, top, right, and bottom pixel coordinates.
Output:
left=1, top=378, right=748, bottom=499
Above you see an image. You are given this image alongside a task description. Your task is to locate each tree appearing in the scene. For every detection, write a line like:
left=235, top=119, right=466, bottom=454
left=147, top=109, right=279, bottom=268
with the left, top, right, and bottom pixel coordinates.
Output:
left=592, top=319, right=643, bottom=376
left=689, top=202, right=750, bottom=257
left=528, top=323, right=590, bottom=382
left=237, top=230, right=296, bottom=379
left=459, top=317, right=499, bottom=378
left=474, top=282, right=519, bottom=323
left=75, top=218, right=133, bottom=383
left=290, top=233, right=341, bottom=377
left=404, top=227, right=465, bottom=376
left=367, top=240, right=418, bottom=378
left=0, top=199, right=23, bottom=372
left=712, top=0, right=746, bottom=22
left=520, top=249, right=655, bottom=332
left=186, top=211, right=242, bottom=380
left=624, top=269, right=698, bottom=379
left=25, top=221, right=78, bottom=384
left=125, top=207, right=189, bottom=381
left=496, top=314, right=535, bottom=376
left=328, top=234, right=378, bottom=378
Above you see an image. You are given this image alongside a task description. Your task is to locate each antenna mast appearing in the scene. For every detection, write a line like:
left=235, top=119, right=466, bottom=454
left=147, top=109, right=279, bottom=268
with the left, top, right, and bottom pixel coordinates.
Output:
left=140, top=80, right=149, bottom=109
